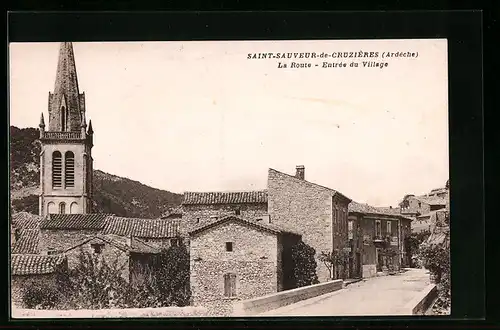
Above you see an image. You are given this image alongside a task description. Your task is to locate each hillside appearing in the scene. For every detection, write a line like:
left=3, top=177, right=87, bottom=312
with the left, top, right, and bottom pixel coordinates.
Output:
left=9, top=126, right=183, bottom=218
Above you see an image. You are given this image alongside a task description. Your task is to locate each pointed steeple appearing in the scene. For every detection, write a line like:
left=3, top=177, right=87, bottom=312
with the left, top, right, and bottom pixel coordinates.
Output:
left=48, top=42, right=86, bottom=132
left=88, top=120, right=93, bottom=134
left=39, top=113, right=45, bottom=128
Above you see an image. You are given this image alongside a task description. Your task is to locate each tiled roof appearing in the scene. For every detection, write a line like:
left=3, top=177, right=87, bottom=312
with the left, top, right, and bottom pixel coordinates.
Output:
left=130, top=237, right=161, bottom=254
left=11, top=212, right=41, bottom=229
left=40, top=213, right=113, bottom=230
left=161, top=206, right=183, bottom=219
left=414, top=195, right=447, bottom=206
left=102, top=216, right=181, bottom=238
left=183, top=190, right=268, bottom=205
left=12, top=229, right=40, bottom=254
left=11, top=254, right=66, bottom=276
left=189, top=215, right=300, bottom=236
left=349, top=202, right=412, bottom=220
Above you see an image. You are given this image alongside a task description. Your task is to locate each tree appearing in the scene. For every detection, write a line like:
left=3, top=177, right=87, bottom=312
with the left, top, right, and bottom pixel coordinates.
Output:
left=290, top=240, right=319, bottom=287
left=319, top=247, right=350, bottom=280
left=405, top=229, right=431, bottom=267
left=154, top=238, right=191, bottom=307
left=65, top=249, right=129, bottom=309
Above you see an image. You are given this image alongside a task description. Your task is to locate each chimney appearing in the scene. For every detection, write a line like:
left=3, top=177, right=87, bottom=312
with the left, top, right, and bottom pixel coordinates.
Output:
left=295, top=165, right=305, bottom=180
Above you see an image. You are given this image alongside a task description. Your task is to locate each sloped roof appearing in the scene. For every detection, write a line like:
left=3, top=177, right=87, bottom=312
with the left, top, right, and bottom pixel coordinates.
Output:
left=40, top=213, right=113, bottom=230
left=161, top=206, right=183, bottom=219
left=102, top=216, right=181, bottom=238
left=130, top=237, right=161, bottom=254
left=183, top=190, right=268, bottom=205
left=12, top=229, right=40, bottom=255
left=189, top=215, right=300, bottom=237
left=414, top=195, right=447, bottom=206
left=11, top=254, right=66, bottom=276
left=268, top=168, right=352, bottom=203
left=11, top=212, right=41, bottom=229
left=63, top=235, right=130, bottom=254
left=349, top=202, right=413, bottom=220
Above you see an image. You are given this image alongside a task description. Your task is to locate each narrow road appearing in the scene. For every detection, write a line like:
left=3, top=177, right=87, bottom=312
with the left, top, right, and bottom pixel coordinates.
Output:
left=260, top=268, right=431, bottom=316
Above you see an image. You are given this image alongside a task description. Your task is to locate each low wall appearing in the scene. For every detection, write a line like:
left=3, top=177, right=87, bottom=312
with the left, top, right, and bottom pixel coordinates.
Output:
left=11, top=306, right=208, bottom=319
left=233, top=279, right=344, bottom=316
left=399, top=284, right=438, bottom=315
left=362, top=264, right=377, bottom=278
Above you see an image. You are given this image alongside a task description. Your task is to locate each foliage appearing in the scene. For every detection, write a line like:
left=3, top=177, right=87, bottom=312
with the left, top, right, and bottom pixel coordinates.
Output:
left=418, top=240, right=451, bottom=312
left=153, top=239, right=191, bottom=307
left=319, top=247, right=350, bottom=280
left=21, top=280, right=62, bottom=309
left=290, top=240, right=319, bottom=287
left=405, top=229, right=431, bottom=267
left=9, top=125, right=182, bottom=218
left=64, top=250, right=130, bottom=309
left=11, top=194, right=39, bottom=214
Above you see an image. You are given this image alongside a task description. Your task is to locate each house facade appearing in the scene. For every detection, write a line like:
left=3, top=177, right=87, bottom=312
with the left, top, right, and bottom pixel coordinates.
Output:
left=189, top=215, right=300, bottom=316
left=267, top=166, right=351, bottom=282
left=348, top=202, right=413, bottom=278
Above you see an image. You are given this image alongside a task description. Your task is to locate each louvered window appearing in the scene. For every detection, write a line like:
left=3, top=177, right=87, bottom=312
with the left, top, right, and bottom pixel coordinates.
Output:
left=224, top=273, right=237, bottom=297
left=65, top=151, right=75, bottom=187
left=52, top=151, right=62, bottom=188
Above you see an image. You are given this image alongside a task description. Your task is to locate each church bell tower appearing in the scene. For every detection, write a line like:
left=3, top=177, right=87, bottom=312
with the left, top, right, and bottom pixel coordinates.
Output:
left=39, top=42, right=94, bottom=217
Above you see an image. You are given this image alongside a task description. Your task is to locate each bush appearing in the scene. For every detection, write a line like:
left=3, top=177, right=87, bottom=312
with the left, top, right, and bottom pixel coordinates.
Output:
left=154, top=240, right=191, bottom=307
left=65, top=250, right=129, bottom=309
left=290, top=240, right=319, bottom=287
left=319, top=247, right=350, bottom=280
left=22, top=281, right=61, bottom=309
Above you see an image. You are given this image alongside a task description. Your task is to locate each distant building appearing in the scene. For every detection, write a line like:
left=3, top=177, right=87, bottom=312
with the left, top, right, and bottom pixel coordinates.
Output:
left=267, top=166, right=352, bottom=282
left=348, top=202, right=413, bottom=278
left=189, top=215, right=301, bottom=316
left=400, top=194, right=447, bottom=217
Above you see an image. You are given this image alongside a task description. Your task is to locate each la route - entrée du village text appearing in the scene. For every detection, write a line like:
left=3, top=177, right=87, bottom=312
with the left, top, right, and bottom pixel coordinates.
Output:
left=246, top=51, right=419, bottom=69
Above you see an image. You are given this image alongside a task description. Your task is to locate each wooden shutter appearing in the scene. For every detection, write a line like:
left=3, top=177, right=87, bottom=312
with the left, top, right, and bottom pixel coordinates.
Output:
left=224, top=274, right=230, bottom=297
left=230, top=274, right=236, bottom=297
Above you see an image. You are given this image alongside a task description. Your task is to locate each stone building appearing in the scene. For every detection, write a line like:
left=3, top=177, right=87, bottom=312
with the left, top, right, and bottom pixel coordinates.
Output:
left=399, top=194, right=447, bottom=218
left=182, top=190, right=269, bottom=230
left=11, top=254, right=68, bottom=308
left=267, top=166, right=352, bottom=282
left=348, top=202, right=412, bottom=278
left=189, top=215, right=300, bottom=316
left=38, top=42, right=94, bottom=217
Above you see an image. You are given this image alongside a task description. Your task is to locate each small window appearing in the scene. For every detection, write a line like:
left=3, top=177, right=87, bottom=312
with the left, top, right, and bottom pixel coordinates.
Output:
left=226, top=242, right=233, bottom=252
left=91, top=243, right=104, bottom=254
left=224, top=273, right=237, bottom=297
left=256, top=218, right=263, bottom=222
left=235, top=209, right=241, bottom=216
left=387, top=221, right=392, bottom=235
left=375, top=220, right=382, bottom=237
left=196, top=218, right=200, bottom=224
left=59, top=202, right=66, bottom=214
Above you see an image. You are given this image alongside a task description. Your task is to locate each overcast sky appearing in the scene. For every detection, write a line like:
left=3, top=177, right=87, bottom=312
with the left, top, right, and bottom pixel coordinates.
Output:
left=9, top=40, right=449, bottom=206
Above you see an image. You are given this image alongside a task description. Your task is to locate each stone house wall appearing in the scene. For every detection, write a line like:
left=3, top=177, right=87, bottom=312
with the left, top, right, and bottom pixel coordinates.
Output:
left=182, top=203, right=268, bottom=229
left=189, top=221, right=279, bottom=316
left=64, top=234, right=130, bottom=282
left=404, top=196, right=431, bottom=216
left=267, top=169, right=349, bottom=282
left=39, top=229, right=100, bottom=254
left=11, top=273, right=58, bottom=308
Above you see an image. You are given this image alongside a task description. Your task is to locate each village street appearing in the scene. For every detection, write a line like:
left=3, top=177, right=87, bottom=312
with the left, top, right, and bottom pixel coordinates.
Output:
left=260, top=268, right=432, bottom=316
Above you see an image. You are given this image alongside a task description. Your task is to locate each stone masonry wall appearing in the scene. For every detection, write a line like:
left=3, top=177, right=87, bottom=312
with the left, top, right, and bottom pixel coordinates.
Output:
left=183, top=203, right=268, bottom=230
left=39, top=229, right=100, bottom=254
left=64, top=234, right=130, bottom=282
left=267, top=169, right=338, bottom=282
left=190, top=221, right=279, bottom=316
left=11, top=274, right=58, bottom=308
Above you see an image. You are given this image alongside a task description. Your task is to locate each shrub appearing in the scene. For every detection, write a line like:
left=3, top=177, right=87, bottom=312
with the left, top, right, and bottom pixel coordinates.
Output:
left=154, top=239, right=191, bottom=307
left=65, top=250, right=129, bottom=309
left=22, top=281, right=61, bottom=309
left=319, top=247, right=350, bottom=280
left=290, top=240, right=319, bottom=287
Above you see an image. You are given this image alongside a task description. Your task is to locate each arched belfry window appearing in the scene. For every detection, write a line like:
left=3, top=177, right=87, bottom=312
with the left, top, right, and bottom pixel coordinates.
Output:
left=52, top=151, right=62, bottom=188
left=65, top=151, right=75, bottom=187
left=59, top=202, right=66, bottom=214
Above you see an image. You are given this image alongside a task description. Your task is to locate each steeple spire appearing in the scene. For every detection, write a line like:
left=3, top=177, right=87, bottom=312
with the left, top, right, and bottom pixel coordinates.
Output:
left=48, top=42, right=86, bottom=132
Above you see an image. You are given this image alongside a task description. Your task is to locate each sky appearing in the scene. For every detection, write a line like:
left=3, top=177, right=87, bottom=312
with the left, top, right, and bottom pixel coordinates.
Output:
left=9, top=40, right=449, bottom=207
